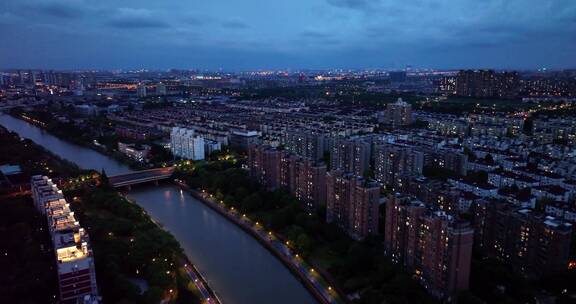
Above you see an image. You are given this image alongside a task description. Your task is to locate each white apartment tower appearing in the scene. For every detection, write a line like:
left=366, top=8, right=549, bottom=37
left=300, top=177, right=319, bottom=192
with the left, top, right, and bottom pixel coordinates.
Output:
left=31, top=176, right=99, bottom=304
left=170, top=127, right=205, bottom=160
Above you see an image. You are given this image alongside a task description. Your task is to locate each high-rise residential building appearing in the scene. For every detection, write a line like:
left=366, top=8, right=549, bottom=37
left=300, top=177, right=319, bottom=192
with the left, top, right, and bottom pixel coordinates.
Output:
left=437, top=76, right=457, bottom=95
left=326, top=170, right=380, bottom=240
left=425, top=149, right=468, bottom=176
left=496, top=71, right=521, bottom=98
left=330, top=137, right=371, bottom=177
left=284, top=130, right=325, bottom=161
left=248, top=145, right=327, bottom=210
left=456, top=70, right=496, bottom=98
left=389, top=71, right=407, bottom=83
left=248, top=144, right=282, bottom=190
left=471, top=199, right=573, bottom=277
left=31, top=176, right=99, bottom=304
left=384, top=194, right=473, bottom=299
left=43, top=70, right=56, bottom=86
left=170, top=127, right=205, bottom=160
left=374, top=143, right=424, bottom=190
left=279, top=150, right=299, bottom=192
left=136, top=83, right=147, bottom=98
left=456, top=70, right=520, bottom=98
left=156, top=82, right=167, bottom=96
left=380, top=98, right=413, bottom=127
left=18, top=70, right=25, bottom=85
left=294, top=159, right=327, bottom=210
left=30, top=70, right=37, bottom=86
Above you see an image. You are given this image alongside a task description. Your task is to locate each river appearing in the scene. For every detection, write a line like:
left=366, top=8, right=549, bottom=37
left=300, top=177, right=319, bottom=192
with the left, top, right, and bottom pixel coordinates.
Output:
left=0, top=113, right=317, bottom=304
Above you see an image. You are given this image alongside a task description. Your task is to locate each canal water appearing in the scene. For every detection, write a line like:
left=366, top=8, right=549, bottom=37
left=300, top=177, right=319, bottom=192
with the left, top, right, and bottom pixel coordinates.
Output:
left=0, top=113, right=317, bottom=304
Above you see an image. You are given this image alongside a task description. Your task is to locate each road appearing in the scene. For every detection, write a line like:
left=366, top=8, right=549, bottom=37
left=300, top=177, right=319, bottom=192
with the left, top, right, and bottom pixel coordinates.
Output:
left=183, top=263, right=218, bottom=304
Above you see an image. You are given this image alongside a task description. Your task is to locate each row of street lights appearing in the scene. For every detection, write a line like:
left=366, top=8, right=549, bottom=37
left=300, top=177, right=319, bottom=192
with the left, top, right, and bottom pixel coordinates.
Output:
left=200, top=189, right=338, bottom=303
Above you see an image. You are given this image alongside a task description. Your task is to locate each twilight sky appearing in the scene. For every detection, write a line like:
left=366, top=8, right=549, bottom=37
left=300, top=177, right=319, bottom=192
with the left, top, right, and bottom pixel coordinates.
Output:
left=0, top=0, right=575, bottom=70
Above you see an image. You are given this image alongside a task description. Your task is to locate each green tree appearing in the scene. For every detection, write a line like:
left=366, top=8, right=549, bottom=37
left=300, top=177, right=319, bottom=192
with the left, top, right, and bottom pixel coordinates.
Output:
left=100, top=169, right=110, bottom=188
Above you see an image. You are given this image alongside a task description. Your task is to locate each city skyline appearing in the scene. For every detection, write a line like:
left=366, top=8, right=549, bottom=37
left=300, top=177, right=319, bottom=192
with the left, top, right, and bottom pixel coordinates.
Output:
left=1, top=0, right=575, bottom=70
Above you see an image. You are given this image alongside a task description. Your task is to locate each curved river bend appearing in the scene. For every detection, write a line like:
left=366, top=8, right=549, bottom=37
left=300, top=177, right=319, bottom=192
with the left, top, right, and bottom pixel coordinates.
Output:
left=0, top=114, right=317, bottom=304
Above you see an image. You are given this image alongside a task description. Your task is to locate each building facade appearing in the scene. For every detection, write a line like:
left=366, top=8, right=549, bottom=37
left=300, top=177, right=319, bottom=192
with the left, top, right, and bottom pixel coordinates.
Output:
left=248, top=145, right=327, bottom=210
left=170, top=127, right=205, bottom=160
left=471, top=199, right=573, bottom=277
left=326, top=170, right=380, bottom=240
left=284, top=130, right=325, bottom=161
left=380, top=98, right=413, bottom=127
left=330, top=137, right=371, bottom=177
left=384, top=195, right=473, bottom=299
left=31, top=176, right=99, bottom=304
left=374, top=143, right=424, bottom=189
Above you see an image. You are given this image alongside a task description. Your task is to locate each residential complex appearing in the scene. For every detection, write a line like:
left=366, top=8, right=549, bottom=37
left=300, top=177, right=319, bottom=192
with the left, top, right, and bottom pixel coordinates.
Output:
left=248, top=145, right=327, bottom=210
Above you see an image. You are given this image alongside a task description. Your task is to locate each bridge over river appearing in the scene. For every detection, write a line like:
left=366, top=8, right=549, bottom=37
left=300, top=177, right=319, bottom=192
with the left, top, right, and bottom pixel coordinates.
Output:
left=108, top=167, right=175, bottom=188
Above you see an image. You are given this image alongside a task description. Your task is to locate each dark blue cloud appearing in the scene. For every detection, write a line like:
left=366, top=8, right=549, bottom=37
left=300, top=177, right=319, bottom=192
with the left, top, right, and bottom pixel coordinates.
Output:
left=0, top=0, right=574, bottom=69
left=106, top=19, right=169, bottom=29
left=326, top=0, right=374, bottom=10
left=37, top=2, right=85, bottom=18
left=221, top=19, right=249, bottom=29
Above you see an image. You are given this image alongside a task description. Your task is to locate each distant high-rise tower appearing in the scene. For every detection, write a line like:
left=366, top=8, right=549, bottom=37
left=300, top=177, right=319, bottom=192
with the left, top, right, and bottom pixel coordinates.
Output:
left=18, top=70, right=25, bottom=85
left=156, top=82, right=167, bottom=96
left=389, top=71, right=407, bottom=83
left=380, top=98, right=413, bottom=127
left=137, top=83, right=147, bottom=98
left=29, top=70, right=37, bottom=86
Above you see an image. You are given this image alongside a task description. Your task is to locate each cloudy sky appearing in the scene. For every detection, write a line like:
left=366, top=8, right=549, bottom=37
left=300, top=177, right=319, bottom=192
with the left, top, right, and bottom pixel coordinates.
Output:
left=0, top=0, right=575, bottom=70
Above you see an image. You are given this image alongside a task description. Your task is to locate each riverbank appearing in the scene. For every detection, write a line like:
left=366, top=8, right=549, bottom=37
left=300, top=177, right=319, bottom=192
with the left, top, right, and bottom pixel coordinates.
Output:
left=175, top=180, right=345, bottom=304
left=122, top=193, right=222, bottom=304
left=8, top=110, right=148, bottom=171
left=68, top=186, right=209, bottom=303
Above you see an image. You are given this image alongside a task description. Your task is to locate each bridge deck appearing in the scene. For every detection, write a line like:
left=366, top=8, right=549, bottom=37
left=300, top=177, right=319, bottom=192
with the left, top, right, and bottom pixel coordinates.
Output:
left=109, top=167, right=174, bottom=187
